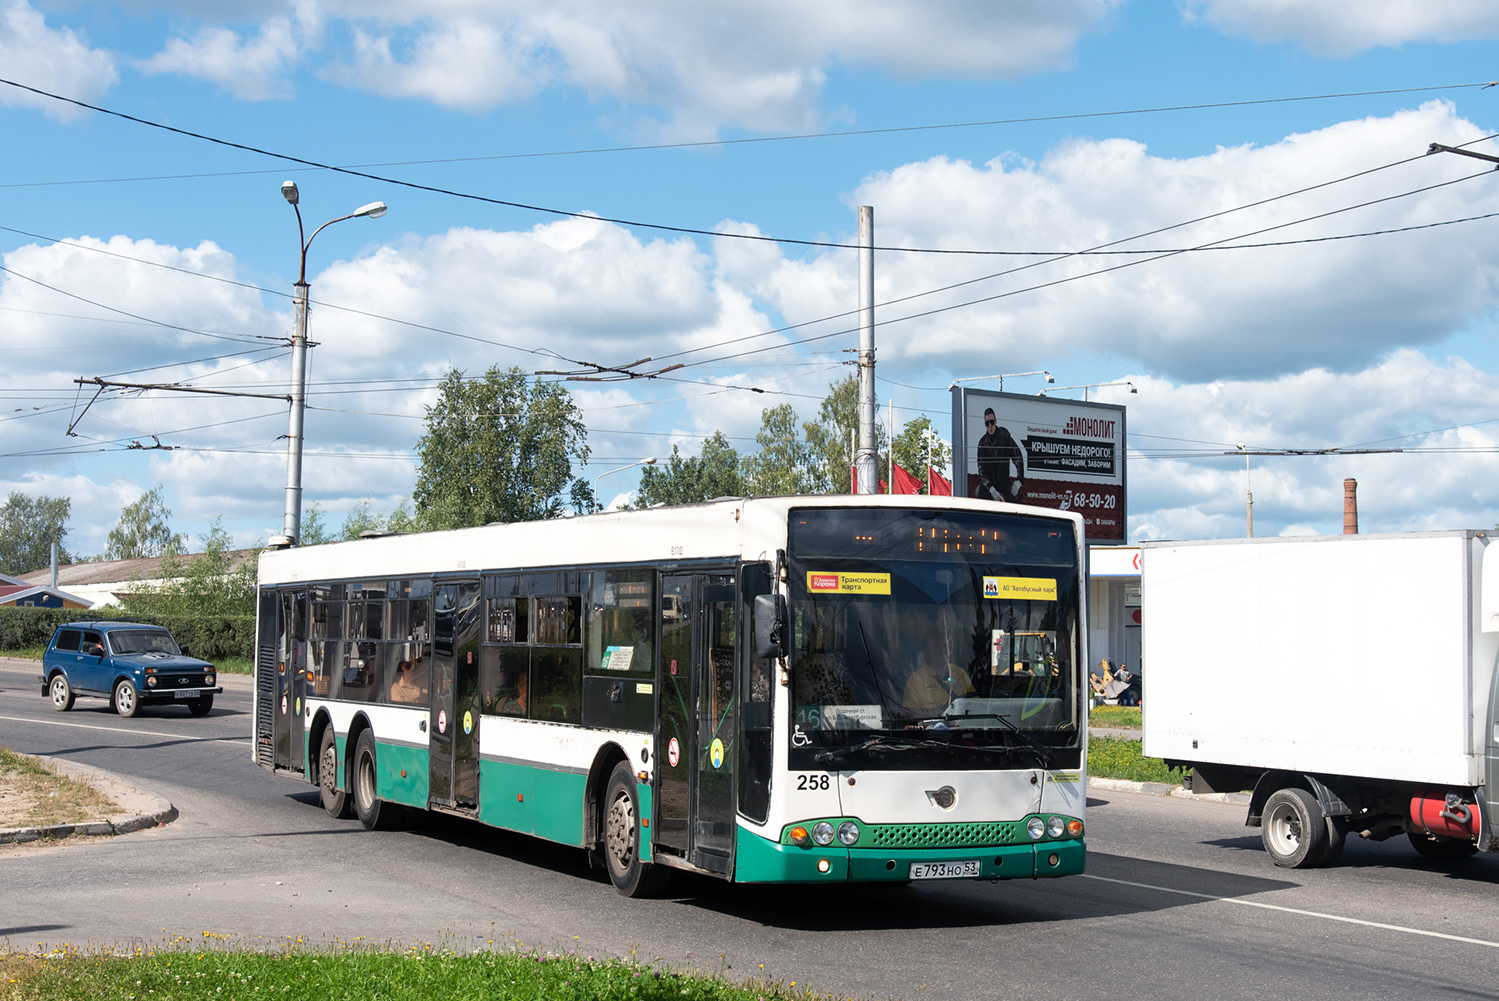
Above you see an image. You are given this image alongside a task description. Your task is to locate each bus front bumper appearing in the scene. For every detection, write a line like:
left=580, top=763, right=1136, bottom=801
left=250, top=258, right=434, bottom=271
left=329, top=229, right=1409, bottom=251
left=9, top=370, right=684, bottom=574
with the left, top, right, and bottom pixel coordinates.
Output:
left=734, top=834, right=1086, bottom=883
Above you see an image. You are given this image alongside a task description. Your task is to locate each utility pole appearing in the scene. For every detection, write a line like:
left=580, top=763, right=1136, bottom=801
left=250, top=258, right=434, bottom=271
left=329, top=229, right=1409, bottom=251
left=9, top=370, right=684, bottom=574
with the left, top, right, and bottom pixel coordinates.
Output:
left=855, top=205, right=878, bottom=495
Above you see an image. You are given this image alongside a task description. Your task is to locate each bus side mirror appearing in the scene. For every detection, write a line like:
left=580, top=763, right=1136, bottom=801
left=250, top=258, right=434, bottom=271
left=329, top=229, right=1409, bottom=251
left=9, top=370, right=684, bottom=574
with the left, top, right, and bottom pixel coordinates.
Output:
left=753, top=593, right=785, bottom=660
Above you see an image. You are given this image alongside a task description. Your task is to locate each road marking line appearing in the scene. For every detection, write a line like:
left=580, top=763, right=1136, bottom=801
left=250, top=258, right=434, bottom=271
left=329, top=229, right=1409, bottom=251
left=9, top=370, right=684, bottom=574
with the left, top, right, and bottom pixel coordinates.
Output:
left=0, top=714, right=248, bottom=743
left=1080, top=873, right=1499, bottom=949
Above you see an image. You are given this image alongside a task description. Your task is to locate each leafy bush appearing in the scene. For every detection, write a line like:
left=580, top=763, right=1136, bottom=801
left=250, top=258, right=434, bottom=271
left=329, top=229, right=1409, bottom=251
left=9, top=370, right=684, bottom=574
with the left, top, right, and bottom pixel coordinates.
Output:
left=0, top=607, right=254, bottom=662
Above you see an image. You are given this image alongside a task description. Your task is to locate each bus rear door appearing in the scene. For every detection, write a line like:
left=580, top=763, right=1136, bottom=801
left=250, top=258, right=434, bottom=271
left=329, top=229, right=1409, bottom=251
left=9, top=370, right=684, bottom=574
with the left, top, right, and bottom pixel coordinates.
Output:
left=429, top=580, right=482, bottom=809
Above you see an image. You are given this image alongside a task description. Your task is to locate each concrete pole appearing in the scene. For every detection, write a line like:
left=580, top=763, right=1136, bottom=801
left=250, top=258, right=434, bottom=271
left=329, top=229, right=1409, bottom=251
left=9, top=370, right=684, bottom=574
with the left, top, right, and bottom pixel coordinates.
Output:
left=50, top=542, right=58, bottom=589
left=855, top=205, right=877, bottom=495
left=282, top=280, right=310, bottom=544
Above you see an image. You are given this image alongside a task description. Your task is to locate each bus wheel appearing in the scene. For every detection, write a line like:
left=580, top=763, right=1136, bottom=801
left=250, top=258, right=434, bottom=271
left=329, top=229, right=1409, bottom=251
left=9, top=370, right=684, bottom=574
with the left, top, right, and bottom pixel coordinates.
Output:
left=1408, top=831, right=1477, bottom=861
left=318, top=726, right=353, bottom=819
left=604, top=761, right=669, bottom=897
left=353, top=730, right=404, bottom=831
left=1261, top=788, right=1328, bottom=868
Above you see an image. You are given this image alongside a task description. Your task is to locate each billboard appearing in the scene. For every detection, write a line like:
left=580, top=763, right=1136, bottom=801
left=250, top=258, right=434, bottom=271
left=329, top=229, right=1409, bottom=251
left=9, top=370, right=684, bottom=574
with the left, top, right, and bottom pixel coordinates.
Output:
left=951, top=387, right=1127, bottom=543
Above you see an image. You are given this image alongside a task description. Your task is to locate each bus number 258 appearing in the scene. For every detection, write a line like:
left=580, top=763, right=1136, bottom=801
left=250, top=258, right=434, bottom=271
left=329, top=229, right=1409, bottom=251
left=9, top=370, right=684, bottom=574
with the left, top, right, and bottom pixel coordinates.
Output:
left=796, top=774, right=831, bottom=790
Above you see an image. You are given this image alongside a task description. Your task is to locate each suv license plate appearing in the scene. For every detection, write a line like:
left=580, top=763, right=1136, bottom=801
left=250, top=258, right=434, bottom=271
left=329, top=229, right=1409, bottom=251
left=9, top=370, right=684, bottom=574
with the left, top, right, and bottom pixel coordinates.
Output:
left=909, top=860, right=981, bottom=880
left=174, top=690, right=199, bottom=699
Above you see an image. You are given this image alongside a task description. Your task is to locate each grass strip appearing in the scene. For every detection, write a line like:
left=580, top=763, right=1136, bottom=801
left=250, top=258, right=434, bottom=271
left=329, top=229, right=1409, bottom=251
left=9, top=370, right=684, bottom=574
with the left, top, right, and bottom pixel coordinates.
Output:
left=1088, top=705, right=1141, bottom=729
left=1087, top=736, right=1187, bottom=785
left=0, top=942, right=834, bottom=1001
left=0, top=747, right=120, bottom=830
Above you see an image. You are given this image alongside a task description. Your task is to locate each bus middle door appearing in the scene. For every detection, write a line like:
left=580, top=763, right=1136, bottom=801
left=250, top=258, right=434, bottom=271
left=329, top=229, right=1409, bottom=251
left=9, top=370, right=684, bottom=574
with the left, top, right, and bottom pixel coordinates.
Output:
left=429, top=580, right=482, bottom=810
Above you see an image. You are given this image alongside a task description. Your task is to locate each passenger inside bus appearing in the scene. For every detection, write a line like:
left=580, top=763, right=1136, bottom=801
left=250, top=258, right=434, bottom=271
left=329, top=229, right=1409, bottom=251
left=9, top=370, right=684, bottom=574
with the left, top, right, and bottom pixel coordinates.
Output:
left=500, top=673, right=528, bottom=715
left=390, top=660, right=423, bottom=703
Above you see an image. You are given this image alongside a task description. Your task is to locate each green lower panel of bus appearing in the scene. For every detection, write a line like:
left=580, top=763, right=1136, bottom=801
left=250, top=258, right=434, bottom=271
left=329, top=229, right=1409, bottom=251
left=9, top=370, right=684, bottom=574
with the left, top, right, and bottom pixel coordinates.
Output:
left=477, top=759, right=588, bottom=846
left=374, top=741, right=430, bottom=810
left=734, top=830, right=1086, bottom=883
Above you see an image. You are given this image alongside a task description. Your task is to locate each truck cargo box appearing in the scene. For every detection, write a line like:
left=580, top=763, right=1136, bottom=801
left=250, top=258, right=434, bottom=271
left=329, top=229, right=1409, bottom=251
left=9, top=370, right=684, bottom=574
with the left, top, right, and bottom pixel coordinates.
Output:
left=1141, top=531, right=1498, bottom=788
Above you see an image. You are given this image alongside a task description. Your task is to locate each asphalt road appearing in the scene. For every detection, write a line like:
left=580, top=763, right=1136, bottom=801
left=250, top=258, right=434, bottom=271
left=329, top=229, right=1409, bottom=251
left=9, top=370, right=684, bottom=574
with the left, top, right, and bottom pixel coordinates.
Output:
left=3, top=656, right=1498, bottom=1001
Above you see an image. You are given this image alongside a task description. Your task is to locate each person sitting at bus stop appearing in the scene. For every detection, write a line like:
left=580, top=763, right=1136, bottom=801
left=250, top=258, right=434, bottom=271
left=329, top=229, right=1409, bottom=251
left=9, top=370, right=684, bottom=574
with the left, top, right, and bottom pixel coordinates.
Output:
left=903, top=626, right=974, bottom=718
left=500, top=673, right=528, bottom=715
left=390, top=660, right=421, bottom=703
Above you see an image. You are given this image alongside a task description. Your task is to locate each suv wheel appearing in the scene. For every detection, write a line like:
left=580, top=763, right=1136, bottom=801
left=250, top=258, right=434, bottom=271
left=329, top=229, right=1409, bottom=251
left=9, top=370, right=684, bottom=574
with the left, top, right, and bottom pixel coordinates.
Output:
left=113, top=679, right=141, bottom=718
left=48, top=674, right=74, bottom=712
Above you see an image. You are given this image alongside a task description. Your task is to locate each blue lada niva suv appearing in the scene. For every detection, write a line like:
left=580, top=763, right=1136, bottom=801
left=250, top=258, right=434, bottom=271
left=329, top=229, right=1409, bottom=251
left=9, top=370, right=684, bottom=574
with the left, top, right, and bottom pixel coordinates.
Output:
left=40, top=621, right=223, bottom=717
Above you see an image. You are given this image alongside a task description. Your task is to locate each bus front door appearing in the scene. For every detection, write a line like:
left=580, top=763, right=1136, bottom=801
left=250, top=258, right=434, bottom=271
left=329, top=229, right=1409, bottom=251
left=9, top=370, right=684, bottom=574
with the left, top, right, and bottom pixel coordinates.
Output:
left=429, top=580, right=482, bottom=809
left=280, top=591, right=307, bottom=771
left=656, top=573, right=737, bottom=874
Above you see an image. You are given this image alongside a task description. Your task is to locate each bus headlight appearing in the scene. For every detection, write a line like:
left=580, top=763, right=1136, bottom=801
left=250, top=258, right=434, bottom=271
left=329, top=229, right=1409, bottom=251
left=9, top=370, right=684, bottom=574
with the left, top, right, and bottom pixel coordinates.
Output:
left=1047, top=816, right=1066, bottom=838
left=837, top=821, right=860, bottom=846
left=812, top=821, right=835, bottom=846
left=1026, top=817, right=1045, bottom=840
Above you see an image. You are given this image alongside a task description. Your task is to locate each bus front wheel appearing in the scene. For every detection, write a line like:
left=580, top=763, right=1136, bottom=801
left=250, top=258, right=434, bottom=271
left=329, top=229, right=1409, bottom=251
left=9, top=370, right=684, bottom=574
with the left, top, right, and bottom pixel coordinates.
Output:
left=604, top=762, right=670, bottom=898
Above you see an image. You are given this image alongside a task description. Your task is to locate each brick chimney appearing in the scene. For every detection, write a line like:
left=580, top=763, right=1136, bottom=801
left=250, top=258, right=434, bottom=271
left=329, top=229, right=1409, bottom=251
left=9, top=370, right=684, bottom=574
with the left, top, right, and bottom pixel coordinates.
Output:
left=1343, top=478, right=1358, bottom=535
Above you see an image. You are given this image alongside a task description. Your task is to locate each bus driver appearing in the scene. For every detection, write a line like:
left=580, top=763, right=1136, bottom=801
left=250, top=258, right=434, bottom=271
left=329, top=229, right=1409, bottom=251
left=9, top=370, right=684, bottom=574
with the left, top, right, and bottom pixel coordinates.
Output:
left=903, top=620, right=975, bottom=718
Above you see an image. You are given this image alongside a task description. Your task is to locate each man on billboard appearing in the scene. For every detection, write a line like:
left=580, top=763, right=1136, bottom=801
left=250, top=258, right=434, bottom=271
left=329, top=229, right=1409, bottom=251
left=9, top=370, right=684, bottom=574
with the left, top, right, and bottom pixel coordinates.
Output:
left=975, top=407, right=1026, bottom=502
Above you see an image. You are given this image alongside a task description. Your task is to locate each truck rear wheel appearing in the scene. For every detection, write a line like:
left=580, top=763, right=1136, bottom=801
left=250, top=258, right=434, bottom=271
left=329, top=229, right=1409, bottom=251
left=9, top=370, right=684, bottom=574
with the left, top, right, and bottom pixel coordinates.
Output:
left=1261, top=788, right=1329, bottom=868
left=1407, top=831, right=1477, bottom=861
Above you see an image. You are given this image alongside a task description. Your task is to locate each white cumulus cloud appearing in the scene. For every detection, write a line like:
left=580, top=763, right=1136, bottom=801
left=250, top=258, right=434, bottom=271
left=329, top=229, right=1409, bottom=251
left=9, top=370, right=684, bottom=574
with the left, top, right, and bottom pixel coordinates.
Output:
left=140, top=3, right=322, bottom=100
left=0, top=0, right=117, bottom=120
left=1181, top=0, right=1499, bottom=56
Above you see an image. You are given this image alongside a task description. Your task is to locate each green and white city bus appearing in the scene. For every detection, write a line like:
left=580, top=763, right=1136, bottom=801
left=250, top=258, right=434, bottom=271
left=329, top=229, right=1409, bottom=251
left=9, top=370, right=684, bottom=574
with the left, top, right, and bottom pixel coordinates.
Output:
left=252, top=494, right=1088, bottom=895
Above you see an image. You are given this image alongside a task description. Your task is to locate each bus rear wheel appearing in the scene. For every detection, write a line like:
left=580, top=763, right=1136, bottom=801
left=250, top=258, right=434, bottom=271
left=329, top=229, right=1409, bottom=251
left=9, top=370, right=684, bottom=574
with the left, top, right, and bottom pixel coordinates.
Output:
left=353, top=730, right=404, bottom=831
left=318, top=726, right=353, bottom=819
left=604, top=761, right=669, bottom=898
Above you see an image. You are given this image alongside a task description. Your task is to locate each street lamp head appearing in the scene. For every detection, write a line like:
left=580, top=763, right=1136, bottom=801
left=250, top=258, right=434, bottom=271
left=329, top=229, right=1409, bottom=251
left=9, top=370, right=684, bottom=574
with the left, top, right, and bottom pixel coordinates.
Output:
left=1236, top=441, right=1246, bottom=451
left=281, top=181, right=299, bottom=205
left=353, top=201, right=387, bottom=219
left=644, top=457, right=657, bottom=465
left=1044, top=373, right=1055, bottom=383
left=1128, top=383, right=1138, bottom=394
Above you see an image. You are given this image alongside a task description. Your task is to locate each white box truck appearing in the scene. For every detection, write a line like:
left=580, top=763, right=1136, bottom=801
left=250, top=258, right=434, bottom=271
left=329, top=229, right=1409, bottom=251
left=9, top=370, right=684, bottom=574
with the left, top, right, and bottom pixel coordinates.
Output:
left=1140, top=531, right=1499, bottom=868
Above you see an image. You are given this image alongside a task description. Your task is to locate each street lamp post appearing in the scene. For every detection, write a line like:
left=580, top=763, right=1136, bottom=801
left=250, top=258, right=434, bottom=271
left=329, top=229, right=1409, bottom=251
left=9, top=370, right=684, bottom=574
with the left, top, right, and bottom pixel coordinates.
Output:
left=273, top=182, right=387, bottom=547
left=1237, top=441, right=1253, bottom=538
left=594, top=457, right=657, bottom=513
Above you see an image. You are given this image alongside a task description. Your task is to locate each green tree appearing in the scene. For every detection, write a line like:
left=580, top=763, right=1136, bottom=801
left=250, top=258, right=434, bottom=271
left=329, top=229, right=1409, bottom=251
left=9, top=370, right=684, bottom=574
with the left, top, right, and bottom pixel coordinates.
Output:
left=0, top=492, right=72, bottom=575
left=122, top=518, right=256, bottom=619
left=339, top=497, right=420, bottom=539
left=801, top=375, right=888, bottom=494
left=635, top=431, right=745, bottom=507
left=104, top=485, right=185, bottom=560
left=891, top=416, right=952, bottom=490
left=743, top=404, right=815, bottom=495
left=413, top=367, right=591, bottom=528
left=300, top=502, right=334, bottom=545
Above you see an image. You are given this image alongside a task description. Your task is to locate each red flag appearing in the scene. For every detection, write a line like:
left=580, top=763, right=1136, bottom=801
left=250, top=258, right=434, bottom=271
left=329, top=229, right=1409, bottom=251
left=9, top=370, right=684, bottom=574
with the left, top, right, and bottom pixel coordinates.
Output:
left=928, top=466, right=952, bottom=496
left=891, top=462, right=923, bottom=495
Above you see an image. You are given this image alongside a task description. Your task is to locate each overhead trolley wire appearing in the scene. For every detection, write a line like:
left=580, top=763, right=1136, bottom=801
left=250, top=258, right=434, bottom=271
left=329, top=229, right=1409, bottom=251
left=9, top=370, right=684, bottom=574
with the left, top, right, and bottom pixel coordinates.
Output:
left=3, top=77, right=1495, bottom=257
left=1, top=81, right=1491, bottom=190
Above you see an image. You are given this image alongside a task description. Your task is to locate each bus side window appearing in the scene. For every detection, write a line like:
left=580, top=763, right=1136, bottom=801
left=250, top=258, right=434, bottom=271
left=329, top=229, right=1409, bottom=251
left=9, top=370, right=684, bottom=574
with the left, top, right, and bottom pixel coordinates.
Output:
left=739, top=561, right=773, bottom=824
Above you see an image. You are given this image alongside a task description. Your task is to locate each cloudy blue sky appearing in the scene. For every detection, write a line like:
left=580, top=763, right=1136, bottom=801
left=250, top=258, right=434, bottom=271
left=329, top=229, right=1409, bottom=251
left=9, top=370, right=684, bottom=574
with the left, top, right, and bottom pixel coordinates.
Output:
left=3, top=0, right=1499, bottom=562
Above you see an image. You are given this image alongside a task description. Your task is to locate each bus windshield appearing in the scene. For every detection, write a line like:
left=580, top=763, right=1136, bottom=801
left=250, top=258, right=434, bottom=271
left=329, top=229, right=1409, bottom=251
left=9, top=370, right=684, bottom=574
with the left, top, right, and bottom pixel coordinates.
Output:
left=786, top=507, right=1083, bottom=771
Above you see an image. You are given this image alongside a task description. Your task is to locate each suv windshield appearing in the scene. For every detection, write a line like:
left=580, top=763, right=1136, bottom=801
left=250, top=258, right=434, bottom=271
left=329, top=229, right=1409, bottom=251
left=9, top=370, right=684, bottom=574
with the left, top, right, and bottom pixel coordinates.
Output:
left=108, top=629, right=182, bottom=656
left=786, top=507, right=1082, bottom=771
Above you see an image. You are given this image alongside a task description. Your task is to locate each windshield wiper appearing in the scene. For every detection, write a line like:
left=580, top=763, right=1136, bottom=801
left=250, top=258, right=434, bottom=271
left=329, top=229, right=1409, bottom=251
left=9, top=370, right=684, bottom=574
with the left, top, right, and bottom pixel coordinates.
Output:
left=938, top=712, right=1053, bottom=768
left=813, top=733, right=1048, bottom=767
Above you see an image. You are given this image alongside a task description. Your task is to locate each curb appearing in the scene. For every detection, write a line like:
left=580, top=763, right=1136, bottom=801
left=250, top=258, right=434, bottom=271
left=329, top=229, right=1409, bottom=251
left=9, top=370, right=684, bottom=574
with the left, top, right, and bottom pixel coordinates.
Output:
left=1088, top=775, right=1251, bottom=805
left=0, top=754, right=177, bottom=845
